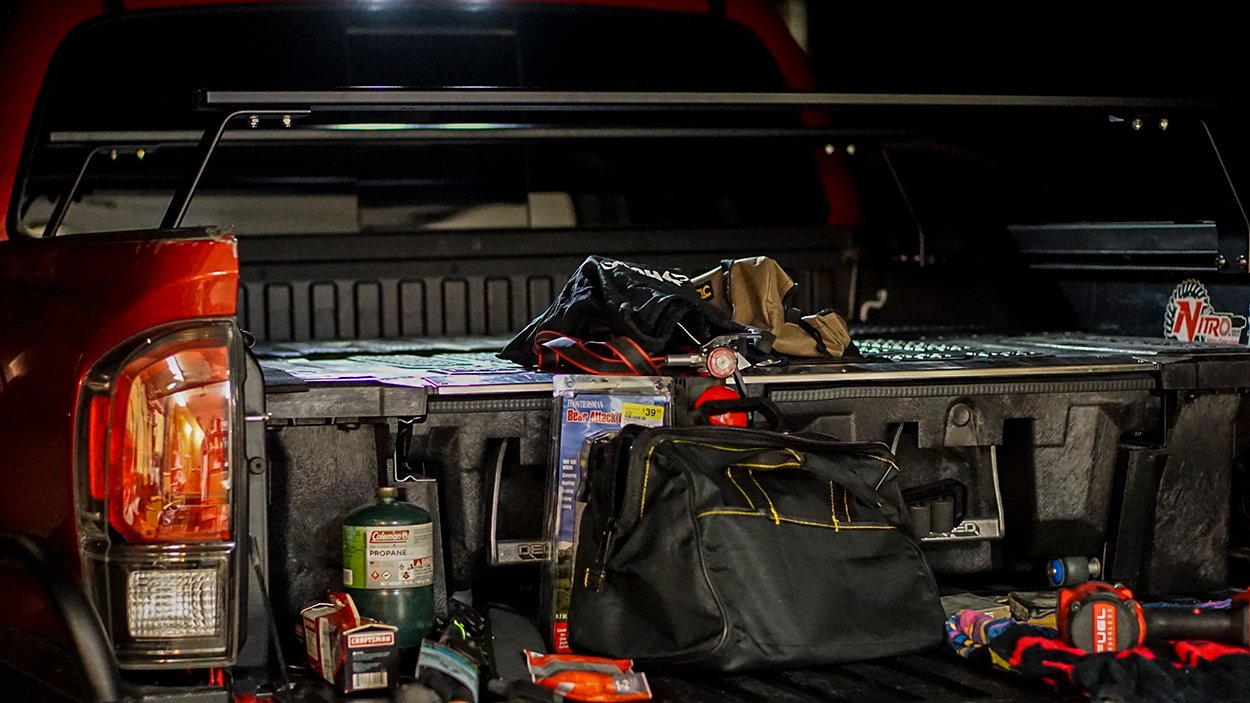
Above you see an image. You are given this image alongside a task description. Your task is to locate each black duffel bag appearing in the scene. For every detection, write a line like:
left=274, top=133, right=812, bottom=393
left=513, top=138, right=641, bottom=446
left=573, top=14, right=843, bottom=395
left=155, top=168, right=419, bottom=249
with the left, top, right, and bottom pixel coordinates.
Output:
left=499, top=256, right=745, bottom=369
left=568, top=425, right=946, bottom=671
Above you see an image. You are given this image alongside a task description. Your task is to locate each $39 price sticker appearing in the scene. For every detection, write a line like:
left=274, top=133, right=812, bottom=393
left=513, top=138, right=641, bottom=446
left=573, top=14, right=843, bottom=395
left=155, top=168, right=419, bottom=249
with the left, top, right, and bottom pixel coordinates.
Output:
left=621, top=403, right=665, bottom=427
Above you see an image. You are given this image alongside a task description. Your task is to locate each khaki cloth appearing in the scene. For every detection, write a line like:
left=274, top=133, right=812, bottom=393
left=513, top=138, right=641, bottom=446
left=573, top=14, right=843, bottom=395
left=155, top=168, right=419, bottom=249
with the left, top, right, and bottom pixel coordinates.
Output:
left=692, top=256, right=852, bottom=357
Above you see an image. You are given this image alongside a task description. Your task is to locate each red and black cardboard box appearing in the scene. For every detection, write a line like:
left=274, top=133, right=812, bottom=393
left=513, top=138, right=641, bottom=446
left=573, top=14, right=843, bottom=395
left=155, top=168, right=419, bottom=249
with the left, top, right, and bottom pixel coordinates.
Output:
left=300, top=592, right=400, bottom=693
left=336, top=622, right=401, bottom=692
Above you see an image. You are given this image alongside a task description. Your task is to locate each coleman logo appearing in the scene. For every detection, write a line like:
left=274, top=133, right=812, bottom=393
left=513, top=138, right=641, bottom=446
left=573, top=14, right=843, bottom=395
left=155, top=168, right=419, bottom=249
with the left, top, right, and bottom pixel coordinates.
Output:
left=369, top=529, right=409, bottom=544
left=1165, top=279, right=1247, bottom=345
left=347, top=631, right=395, bottom=648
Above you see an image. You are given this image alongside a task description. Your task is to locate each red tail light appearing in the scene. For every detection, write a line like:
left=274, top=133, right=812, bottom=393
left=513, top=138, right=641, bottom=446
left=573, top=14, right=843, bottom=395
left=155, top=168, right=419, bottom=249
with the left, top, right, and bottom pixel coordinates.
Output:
left=107, top=333, right=232, bottom=543
left=75, top=322, right=242, bottom=668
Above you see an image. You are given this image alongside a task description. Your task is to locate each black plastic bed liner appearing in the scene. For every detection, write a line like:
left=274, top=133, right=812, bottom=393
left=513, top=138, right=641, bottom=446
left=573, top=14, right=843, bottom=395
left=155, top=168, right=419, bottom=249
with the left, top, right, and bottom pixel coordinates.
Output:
left=645, top=652, right=1070, bottom=703
left=282, top=650, right=1072, bottom=703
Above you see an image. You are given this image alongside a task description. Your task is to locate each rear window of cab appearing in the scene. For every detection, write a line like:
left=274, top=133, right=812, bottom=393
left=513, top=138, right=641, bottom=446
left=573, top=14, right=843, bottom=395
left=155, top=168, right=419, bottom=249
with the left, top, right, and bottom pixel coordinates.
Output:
left=18, top=5, right=832, bottom=237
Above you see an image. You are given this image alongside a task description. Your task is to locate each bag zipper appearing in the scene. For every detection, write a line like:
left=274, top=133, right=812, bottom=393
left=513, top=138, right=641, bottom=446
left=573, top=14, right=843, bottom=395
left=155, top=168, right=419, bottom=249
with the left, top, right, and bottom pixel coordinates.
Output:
left=583, top=515, right=615, bottom=593
left=623, top=427, right=893, bottom=523
left=650, top=426, right=890, bottom=456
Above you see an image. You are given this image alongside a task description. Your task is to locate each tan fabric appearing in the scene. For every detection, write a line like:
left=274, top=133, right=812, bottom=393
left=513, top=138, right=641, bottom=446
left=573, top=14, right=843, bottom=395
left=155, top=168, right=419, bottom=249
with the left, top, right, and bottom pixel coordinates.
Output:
left=693, top=256, right=852, bottom=357
left=789, top=310, right=853, bottom=357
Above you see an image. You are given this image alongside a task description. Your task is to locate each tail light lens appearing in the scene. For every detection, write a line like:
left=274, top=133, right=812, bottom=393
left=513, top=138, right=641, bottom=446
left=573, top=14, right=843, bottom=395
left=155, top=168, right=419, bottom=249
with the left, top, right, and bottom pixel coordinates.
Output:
left=109, top=335, right=232, bottom=543
left=76, top=322, right=241, bottom=668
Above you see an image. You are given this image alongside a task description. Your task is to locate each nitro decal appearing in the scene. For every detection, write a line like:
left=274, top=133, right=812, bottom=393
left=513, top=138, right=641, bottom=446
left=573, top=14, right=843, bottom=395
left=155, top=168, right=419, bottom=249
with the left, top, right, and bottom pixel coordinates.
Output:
left=1164, top=279, right=1247, bottom=345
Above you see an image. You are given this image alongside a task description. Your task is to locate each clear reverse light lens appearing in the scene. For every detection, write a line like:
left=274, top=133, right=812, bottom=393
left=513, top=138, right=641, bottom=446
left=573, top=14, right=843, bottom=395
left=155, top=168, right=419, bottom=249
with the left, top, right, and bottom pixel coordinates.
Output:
left=127, top=569, right=221, bottom=639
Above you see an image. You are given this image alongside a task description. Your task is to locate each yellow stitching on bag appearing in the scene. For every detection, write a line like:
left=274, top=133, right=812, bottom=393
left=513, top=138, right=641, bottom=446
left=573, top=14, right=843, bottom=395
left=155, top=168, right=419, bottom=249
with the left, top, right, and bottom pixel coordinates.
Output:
left=670, top=440, right=773, bottom=453
left=642, top=438, right=794, bottom=521
left=670, top=439, right=807, bottom=469
left=695, top=509, right=894, bottom=531
left=829, top=482, right=840, bottom=531
left=671, top=439, right=894, bottom=472
left=727, top=467, right=756, bottom=510
left=644, top=439, right=895, bottom=526
left=696, top=509, right=762, bottom=518
left=748, top=469, right=781, bottom=525
left=779, top=516, right=894, bottom=531
left=862, top=453, right=901, bottom=473
left=639, top=443, right=658, bottom=519
left=733, top=461, right=802, bottom=470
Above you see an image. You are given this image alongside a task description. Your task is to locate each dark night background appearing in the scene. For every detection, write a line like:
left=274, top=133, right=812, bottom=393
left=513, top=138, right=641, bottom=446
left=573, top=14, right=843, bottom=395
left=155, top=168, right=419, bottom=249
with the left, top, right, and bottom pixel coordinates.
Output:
left=1, top=3, right=1245, bottom=98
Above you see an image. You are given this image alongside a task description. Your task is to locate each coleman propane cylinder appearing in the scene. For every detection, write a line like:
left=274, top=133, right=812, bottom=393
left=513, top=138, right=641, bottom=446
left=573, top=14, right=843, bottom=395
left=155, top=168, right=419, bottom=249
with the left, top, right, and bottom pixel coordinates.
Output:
left=343, top=487, right=435, bottom=649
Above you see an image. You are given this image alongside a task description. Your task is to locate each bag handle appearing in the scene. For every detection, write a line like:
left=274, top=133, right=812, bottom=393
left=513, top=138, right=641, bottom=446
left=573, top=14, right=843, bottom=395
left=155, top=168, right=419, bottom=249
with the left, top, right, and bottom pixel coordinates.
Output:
left=802, top=452, right=904, bottom=526
left=685, top=442, right=905, bottom=528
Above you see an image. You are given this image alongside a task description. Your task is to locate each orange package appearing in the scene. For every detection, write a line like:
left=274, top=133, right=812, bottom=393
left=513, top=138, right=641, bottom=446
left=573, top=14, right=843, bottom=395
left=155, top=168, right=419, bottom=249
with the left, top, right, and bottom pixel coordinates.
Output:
left=524, top=650, right=652, bottom=702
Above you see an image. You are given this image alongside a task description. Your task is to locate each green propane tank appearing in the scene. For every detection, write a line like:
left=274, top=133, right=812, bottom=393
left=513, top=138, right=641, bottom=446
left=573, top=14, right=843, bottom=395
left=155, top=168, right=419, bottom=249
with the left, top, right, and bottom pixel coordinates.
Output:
left=343, top=487, right=434, bottom=649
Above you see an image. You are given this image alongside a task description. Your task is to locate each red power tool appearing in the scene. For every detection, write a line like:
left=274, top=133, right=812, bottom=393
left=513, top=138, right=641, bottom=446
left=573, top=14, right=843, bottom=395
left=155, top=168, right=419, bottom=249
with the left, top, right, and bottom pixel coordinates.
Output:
left=1057, top=582, right=1250, bottom=652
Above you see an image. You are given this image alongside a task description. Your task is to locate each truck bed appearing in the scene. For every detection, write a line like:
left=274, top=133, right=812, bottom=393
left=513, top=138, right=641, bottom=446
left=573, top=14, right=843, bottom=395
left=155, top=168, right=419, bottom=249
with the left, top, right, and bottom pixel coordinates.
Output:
left=254, top=333, right=1248, bottom=703
left=279, top=650, right=1071, bottom=702
left=257, top=332, right=1248, bottom=589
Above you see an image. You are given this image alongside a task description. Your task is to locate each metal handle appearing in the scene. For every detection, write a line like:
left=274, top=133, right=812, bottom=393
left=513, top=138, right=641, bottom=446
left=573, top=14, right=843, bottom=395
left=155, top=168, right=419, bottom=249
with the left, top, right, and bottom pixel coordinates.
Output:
left=487, top=441, right=550, bottom=566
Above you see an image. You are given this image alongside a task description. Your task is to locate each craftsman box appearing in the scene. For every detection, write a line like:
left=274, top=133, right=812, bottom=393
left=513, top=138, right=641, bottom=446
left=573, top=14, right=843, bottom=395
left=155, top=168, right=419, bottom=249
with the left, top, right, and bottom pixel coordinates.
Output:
left=301, top=593, right=399, bottom=693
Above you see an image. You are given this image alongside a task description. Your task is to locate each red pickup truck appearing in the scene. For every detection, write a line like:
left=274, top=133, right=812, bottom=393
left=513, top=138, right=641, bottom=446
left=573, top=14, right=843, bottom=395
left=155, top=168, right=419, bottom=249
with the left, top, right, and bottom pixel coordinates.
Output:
left=3, top=2, right=1249, bottom=702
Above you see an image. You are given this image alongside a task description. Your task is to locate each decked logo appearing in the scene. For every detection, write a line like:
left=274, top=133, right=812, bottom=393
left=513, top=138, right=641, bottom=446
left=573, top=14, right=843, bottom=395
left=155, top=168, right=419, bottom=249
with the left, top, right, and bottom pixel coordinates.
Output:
left=517, top=542, right=548, bottom=561
left=1164, top=279, right=1247, bottom=345
left=369, top=529, right=410, bottom=544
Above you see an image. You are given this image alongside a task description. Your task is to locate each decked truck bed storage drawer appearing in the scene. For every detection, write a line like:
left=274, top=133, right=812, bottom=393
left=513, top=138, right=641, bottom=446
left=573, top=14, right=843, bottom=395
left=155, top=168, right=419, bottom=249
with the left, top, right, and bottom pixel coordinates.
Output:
left=258, top=332, right=1249, bottom=642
